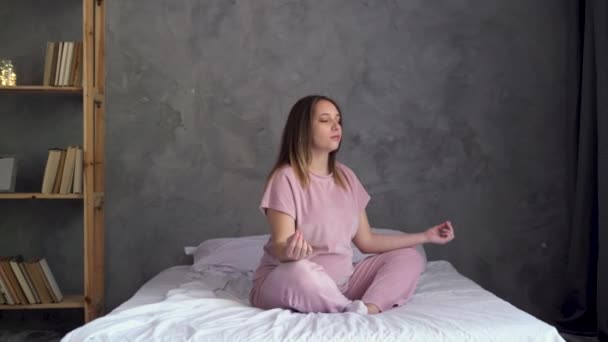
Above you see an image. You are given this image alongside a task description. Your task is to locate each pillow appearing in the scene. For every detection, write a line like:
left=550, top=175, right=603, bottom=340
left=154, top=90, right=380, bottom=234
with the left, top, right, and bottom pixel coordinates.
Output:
left=185, top=228, right=427, bottom=272
left=185, top=234, right=269, bottom=273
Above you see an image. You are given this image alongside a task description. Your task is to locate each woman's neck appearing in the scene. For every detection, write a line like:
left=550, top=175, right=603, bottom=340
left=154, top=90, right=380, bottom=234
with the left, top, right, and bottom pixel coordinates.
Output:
left=309, top=151, right=330, bottom=175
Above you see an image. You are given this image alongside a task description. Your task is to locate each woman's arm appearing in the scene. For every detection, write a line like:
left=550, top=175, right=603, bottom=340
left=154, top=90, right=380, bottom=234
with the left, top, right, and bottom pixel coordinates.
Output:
left=352, top=210, right=454, bottom=254
left=266, top=208, right=313, bottom=262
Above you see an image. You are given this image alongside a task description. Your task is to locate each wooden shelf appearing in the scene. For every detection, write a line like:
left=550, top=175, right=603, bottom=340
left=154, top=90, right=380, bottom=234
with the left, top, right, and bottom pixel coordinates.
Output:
left=0, top=294, right=84, bottom=310
left=0, top=0, right=105, bottom=323
left=0, top=86, right=82, bottom=94
left=0, top=193, right=83, bottom=199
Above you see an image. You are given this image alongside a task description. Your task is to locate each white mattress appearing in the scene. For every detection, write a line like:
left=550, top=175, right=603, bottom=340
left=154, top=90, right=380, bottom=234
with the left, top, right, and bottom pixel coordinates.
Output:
left=63, top=261, right=565, bottom=342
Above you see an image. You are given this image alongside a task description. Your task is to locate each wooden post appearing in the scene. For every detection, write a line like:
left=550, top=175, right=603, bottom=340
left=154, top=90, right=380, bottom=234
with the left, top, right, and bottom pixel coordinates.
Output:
left=83, top=0, right=105, bottom=323
left=93, top=0, right=106, bottom=320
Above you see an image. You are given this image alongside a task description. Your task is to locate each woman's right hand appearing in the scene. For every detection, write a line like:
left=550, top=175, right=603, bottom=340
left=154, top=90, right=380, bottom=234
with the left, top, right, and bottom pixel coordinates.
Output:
left=285, top=230, right=313, bottom=260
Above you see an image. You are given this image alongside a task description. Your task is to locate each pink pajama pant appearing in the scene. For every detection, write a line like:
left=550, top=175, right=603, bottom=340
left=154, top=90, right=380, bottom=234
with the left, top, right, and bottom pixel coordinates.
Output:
left=250, top=247, right=425, bottom=313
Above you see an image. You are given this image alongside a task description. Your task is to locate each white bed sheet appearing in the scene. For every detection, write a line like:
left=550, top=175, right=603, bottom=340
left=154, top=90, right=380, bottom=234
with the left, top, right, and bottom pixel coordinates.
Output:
left=111, top=265, right=191, bottom=313
left=63, top=261, right=565, bottom=342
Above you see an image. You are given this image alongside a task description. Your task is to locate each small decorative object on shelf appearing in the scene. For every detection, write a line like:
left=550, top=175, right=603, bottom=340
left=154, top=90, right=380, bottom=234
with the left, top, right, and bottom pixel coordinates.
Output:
left=0, top=155, right=17, bottom=192
left=0, top=59, right=17, bottom=86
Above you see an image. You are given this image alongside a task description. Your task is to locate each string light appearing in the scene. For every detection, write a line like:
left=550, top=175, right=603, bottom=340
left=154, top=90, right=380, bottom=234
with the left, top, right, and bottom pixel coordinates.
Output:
left=0, top=59, right=17, bottom=86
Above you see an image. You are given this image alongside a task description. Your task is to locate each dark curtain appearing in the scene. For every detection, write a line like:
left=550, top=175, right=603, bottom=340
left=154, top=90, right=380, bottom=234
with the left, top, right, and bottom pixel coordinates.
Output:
left=556, top=0, right=607, bottom=339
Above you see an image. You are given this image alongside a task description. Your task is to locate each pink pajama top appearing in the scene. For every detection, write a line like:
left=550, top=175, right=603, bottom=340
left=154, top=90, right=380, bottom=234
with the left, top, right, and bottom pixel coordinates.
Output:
left=252, top=162, right=371, bottom=287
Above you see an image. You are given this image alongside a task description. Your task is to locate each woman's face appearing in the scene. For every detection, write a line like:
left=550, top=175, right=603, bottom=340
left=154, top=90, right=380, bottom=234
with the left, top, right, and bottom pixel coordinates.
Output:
left=311, top=99, right=342, bottom=153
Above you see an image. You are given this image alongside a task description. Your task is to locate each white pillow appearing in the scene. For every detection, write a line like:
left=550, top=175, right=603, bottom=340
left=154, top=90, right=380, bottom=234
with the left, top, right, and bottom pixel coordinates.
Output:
left=185, top=234, right=269, bottom=272
left=185, top=228, right=427, bottom=272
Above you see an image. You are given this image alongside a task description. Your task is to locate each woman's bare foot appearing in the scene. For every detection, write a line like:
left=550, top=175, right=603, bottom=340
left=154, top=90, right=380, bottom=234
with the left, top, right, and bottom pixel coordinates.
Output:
left=365, top=303, right=380, bottom=314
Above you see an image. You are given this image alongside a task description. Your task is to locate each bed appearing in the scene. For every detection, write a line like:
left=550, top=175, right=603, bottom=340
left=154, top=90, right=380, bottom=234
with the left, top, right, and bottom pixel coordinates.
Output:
left=62, top=232, right=566, bottom=342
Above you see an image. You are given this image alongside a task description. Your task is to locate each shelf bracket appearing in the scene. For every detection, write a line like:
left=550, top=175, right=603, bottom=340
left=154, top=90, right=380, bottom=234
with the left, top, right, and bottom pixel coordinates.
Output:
left=94, top=94, right=103, bottom=108
left=93, top=192, right=104, bottom=209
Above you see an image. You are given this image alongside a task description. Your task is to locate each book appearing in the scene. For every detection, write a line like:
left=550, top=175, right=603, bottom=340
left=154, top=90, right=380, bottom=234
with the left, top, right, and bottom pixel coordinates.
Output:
left=0, top=155, right=17, bottom=192
left=25, top=260, right=53, bottom=304
left=41, top=148, right=63, bottom=194
left=18, top=260, right=40, bottom=304
left=9, top=256, right=36, bottom=304
left=59, top=41, right=69, bottom=86
left=54, top=42, right=63, bottom=86
left=0, top=268, right=14, bottom=304
left=59, top=41, right=66, bottom=86
left=73, top=146, right=83, bottom=194
left=74, top=41, right=83, bottom=87
left=38, top=258, right=63, bottom=302
left=0, top=257, right=26, bottom=304
left=63, top=42, right=74, bottom=87
left=34, top=261, right=57, bottom=302
left=0, top=259, right=17, bottom=304
left=49, top=42, right=60, bottom=86
left=70, top=42, right=81, bottom=87
left=52, top=149, right=67, bottom=194
left=59, top=146, right=76, bottom=194
left=42, top=42, right=54, bottom=86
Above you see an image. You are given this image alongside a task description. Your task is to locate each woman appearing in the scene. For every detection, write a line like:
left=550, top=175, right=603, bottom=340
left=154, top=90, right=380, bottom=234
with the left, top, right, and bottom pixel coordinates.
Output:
left=249, top=95, right=455, bottom=314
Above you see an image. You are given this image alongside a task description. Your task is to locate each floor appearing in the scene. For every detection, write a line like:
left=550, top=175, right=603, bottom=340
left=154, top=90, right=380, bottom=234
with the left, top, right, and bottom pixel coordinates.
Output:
left=561, top=333, right=600, bottom=342
left=0, top=330, right=63, bottom=342
left=0, top=310, right=80, bottom=342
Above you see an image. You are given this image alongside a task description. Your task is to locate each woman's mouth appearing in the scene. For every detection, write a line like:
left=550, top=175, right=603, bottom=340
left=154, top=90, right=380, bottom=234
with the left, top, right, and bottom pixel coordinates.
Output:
left=331, top=135, right=341, bottom=141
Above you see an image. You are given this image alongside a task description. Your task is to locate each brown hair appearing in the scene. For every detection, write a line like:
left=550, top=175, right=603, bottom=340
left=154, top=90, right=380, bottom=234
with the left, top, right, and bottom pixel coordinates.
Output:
left=265, top=95, right=349, bottom=190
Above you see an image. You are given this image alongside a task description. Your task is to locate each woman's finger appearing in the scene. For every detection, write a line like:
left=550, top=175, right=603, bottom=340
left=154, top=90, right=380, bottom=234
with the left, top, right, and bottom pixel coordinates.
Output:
left=296, top=238, right=305, bottom=259
left=444, top=225, right=453, bottom=235
left=293, top=231, right=303, bottom=255
left=307, top=243, right=313, bottom=257
left=286, top=233, right=297, bottom=258
left=447, top=221, right=455, bottom=232
left=295, top=233, right=304, bottom=259
left=302, top=241, right=311, bottom=259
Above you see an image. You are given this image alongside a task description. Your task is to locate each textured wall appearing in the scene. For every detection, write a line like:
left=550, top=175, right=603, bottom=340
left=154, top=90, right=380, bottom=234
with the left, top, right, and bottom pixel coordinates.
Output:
left=1, top=0, right=573, bottom=325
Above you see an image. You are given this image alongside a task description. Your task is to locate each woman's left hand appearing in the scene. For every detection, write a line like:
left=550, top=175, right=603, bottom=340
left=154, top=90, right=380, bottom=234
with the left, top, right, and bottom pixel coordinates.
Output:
left=424, top=221, right=455, bottom=245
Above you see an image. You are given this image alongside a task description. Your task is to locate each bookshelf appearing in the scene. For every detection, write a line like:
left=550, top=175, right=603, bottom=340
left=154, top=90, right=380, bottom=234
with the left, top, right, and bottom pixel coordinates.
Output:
left=0, top=86, right=82, bottom=94
left=0, top=0, right=105, bottom=323
left=0, top=295, right=85, bottom=310
left=0, top=193, right=83, bottom=199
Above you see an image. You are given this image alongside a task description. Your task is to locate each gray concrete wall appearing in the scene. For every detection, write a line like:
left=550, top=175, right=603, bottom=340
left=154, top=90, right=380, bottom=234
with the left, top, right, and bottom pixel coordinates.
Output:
left=1, top=0, right=573, bottom=324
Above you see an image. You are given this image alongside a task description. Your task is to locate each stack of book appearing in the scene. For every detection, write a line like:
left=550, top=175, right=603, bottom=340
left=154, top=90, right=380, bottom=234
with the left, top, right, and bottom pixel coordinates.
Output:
left=41, top=146, right=83, bottom=194
left=42, top=41, right=83, bottom=87
left=0, top=256, right=63, bottom=305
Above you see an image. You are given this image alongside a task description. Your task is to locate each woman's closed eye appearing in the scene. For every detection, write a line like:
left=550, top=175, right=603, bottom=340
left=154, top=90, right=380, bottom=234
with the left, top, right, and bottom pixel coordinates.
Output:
left=320, top=119, right=341, bottom=124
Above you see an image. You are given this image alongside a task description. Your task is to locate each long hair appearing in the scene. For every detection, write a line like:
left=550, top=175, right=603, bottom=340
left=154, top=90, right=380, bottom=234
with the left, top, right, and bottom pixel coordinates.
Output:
left=265, top=95, right=348, bottom=190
